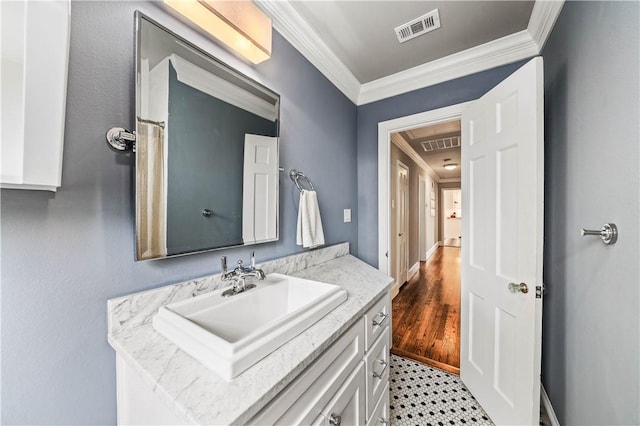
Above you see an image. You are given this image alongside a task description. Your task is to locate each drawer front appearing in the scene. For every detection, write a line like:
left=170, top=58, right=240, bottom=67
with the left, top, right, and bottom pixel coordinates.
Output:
left=366, top=387, right=390, bottom=426
left=364, top=293, right=391, bottom=350
left=317, top=362, right=366, bottom=426
left=249, top=318, right=365, bottom=425
left=365, top=326, right=390, bottom=420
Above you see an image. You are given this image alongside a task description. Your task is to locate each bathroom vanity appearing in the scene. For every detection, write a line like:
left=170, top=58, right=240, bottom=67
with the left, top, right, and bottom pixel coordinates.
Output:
left=108, top=243, right=393, bottom=425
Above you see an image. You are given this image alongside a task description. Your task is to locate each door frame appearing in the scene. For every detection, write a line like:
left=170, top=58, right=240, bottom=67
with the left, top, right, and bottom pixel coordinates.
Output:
left=377, top=102, right=472, bottom=275
left=418, top=175, right=427, bottom=261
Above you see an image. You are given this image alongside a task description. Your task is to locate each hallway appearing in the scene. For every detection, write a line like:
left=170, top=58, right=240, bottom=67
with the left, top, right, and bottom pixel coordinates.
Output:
left=391, top=246, right=461, bottom=374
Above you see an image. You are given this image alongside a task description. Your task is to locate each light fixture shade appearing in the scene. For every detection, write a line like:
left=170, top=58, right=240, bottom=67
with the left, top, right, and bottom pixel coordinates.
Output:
left=165, top=0, right=272, bottom=64
left=444, top=163, right=458, bottom=170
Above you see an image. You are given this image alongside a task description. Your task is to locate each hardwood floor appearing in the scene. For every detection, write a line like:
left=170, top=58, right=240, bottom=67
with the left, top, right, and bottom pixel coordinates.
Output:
left=391, top=246, right=461, bottom=375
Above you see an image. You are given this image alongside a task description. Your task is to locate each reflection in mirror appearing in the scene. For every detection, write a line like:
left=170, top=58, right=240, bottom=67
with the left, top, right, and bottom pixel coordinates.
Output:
left=135, top=13, right=280, bottom=261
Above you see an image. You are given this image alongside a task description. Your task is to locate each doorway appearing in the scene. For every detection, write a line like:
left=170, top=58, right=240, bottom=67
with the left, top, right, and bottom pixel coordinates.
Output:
left=385, top=119, right=463, bottom=375
left=379, top=57, right=545, bottom=425
left=441, top=188, right=462, bottom=247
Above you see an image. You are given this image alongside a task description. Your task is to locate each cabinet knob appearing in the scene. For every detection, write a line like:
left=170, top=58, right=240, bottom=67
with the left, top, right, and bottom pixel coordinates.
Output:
left=328, top=413, right=342, bottom=426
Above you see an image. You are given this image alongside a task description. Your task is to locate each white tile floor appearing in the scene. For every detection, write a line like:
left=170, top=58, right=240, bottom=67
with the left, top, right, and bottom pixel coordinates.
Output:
left=389, top=354, right=493, bottom=426
left=389, top=354, right=550, bottom=426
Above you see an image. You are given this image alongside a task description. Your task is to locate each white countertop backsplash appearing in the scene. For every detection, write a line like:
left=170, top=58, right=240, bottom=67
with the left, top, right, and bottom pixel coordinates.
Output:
left=107, top=243, right=393, bottom=425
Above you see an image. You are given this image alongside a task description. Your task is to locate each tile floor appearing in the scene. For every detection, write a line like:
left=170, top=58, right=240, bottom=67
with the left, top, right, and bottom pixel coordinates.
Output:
left=389, top=354, right=551, bottom=426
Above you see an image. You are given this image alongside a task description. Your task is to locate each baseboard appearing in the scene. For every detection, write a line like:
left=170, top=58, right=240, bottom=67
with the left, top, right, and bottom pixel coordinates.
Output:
left=391, top=348, right=460, bottom=375
left=541, top=383, right=560, bottom=426
left=425, top=242, right=439, bottom=260
left=408, top=262, right=420, bottom=280
left=391, top=279, right=400, bottom=299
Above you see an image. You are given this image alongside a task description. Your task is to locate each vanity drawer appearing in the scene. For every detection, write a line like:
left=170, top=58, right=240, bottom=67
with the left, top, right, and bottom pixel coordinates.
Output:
left=365, top=326, right=390, bottom=420
left=364, top=294, right=391, bottom=350
left=366, top=387, right=390, bottom=426
left=250, top=318, right=365, bottom=425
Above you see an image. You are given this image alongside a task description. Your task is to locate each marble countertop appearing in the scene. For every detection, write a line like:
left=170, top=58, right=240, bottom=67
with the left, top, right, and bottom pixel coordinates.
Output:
left=107, top=245, right=393, bottom=425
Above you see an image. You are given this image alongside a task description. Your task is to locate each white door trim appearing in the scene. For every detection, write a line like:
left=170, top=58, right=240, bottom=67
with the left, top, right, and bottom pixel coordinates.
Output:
left=418, top=175, right=427, bottom=261
left=377, top=102, right=473, bottom=275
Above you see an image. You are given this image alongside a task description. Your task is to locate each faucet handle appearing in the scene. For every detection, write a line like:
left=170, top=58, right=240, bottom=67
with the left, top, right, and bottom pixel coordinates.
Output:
left=221, top=256, right=228, bottom=274
left=250, top=251, right=256, bottom=268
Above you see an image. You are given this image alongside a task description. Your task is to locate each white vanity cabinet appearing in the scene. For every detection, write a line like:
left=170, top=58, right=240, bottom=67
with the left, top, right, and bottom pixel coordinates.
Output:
left=110, top=247, right=395, bottom=426
left=251, top=292, right=392, bottom=426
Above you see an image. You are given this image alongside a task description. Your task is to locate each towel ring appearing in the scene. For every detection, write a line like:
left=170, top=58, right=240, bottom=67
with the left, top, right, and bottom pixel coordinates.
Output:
left=289, top=169, right=315, bottom=192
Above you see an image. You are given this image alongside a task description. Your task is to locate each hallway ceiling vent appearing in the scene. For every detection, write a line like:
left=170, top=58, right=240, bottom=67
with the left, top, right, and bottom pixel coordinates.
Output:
left=394, top=9, right=441, bottom=44
left=420, top=136, right=460, bottom=152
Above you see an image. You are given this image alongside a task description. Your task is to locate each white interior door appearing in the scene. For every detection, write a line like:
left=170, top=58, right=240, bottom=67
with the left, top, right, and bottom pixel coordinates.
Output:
left=396, top=161, right=409, bottom=284
left=242, top=134, right=278, bottom=244
left=460, top=57, right=544, bottom=425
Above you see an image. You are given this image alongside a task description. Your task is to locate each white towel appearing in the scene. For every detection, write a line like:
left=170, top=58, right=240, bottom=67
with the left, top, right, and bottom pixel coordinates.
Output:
left=296, top=190, right=325, bottom=249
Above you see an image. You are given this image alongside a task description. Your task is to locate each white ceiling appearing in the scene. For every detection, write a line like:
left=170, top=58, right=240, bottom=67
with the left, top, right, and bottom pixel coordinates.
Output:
left=289, top=1, right=534, bottom=83
left=397, top=120, right=462, bottom=180
left=257, top=0, right=564, bottom=105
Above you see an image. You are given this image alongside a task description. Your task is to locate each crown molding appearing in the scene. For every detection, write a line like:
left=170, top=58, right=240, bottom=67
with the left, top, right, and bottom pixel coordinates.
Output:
left=258, top=0, right=564, bottom=106
left=358, top=29, right=538, bottom=105
left=528, top=0, right=565, bottom=51
left=256, top=0, right=361, bottom=104
left=391, top=133, right=440, bottom=183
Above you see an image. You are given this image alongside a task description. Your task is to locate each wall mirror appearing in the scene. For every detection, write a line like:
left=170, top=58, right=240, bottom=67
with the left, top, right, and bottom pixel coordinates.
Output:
left=135, top=12, right=280, bottom=261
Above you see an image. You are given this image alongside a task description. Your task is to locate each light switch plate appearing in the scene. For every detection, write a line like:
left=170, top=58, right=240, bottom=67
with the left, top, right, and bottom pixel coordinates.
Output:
left=343, top=209, right=351, bottom=223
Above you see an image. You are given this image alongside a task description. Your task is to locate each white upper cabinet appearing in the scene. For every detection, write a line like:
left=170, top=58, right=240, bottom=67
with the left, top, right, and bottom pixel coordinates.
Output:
left=1, top=1, right=70, bottom=191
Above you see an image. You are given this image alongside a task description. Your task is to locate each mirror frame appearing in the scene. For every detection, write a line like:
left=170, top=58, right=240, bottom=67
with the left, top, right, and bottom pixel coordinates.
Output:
left=134, top=11, right=281, bottom=261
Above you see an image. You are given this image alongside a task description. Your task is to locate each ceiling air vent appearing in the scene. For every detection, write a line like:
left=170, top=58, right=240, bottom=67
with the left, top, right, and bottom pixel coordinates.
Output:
left=395, top=9, right=441, bottom=43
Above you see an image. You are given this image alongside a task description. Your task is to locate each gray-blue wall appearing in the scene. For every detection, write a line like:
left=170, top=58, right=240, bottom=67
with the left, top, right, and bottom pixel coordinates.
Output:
left=542, top=2, right=639, bottom=424
left=0, top=1, right=357, bottom=423
left=355, top=60, right=529, bottom=267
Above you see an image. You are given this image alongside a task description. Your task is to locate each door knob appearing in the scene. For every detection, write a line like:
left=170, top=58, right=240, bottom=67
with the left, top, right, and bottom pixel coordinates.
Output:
left=508, top=282, right=528, bottom=294
left=328, top=413, right=342, bottom=426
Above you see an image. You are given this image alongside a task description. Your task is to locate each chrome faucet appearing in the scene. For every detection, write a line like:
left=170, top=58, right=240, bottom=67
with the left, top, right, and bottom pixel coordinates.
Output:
left=220, top=251, right=266, bottom=297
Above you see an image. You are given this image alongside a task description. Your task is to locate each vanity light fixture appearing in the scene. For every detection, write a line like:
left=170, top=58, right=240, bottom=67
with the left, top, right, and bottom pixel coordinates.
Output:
left=164, top=0, right=272, bottom=64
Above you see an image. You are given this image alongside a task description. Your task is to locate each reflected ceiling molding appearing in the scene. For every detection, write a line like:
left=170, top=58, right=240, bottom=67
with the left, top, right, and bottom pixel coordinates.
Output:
left=257, top=0, right=564, bottom=106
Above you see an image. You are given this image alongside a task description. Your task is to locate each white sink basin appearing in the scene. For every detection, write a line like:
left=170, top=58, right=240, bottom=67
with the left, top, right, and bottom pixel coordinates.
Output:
left=153, top=273, right=348, bottom=380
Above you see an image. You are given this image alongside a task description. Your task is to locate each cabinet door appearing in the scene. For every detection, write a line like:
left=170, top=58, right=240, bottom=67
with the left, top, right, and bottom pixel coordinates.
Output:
left=366, top=388, right=389, bottom=426
left=317, top=362, right=366, bottom=426
left=0, top=0, right=69, bottom=191
left=364, top=294, right=391, bottom=350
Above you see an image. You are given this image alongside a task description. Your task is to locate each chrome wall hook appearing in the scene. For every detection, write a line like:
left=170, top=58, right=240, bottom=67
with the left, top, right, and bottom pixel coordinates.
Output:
left=581, top=223, right=618, bottom=245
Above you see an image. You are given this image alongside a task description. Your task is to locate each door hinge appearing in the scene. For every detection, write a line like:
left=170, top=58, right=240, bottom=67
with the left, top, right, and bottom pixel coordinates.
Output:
left=536, top=285, right=544, bottom=298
